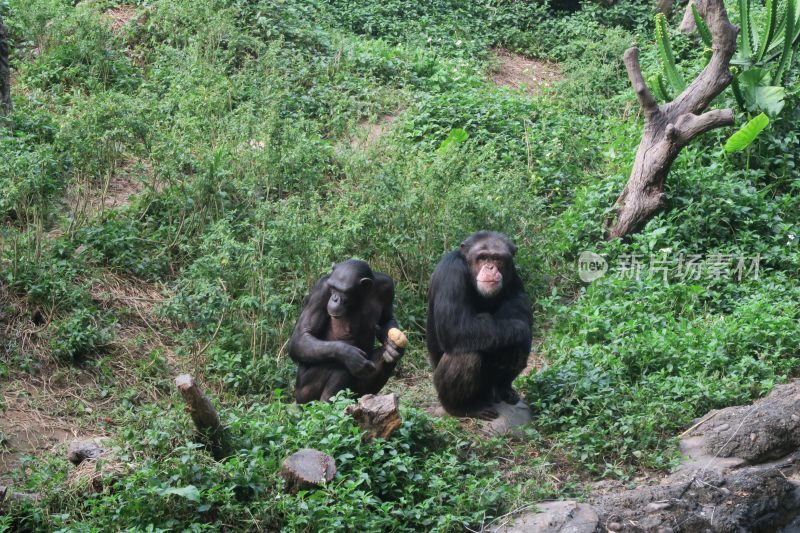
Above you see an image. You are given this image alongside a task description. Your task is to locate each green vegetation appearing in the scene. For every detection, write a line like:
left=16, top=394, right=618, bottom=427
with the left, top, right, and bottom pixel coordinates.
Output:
left=1, top=0, right=798, bottom=530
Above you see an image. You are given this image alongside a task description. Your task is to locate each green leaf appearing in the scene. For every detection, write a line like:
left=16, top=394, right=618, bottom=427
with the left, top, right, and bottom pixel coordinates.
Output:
left=724, top=112, right=770, bottom=152
left=161, top=485, right=201, bottom=502
left=437, top=128, right=469, bottom=154
left=736, top=68, right=786, bottom=115
left=746, top=86, right=785, bottom=115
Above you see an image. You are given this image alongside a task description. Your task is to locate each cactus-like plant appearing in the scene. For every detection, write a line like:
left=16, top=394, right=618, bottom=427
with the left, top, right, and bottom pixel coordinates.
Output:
left=656, top=0, right=799, bottom=117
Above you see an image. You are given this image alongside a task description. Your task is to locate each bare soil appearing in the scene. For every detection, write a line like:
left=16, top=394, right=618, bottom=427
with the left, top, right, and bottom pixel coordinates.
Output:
left=0, top=270, right=177, bottom=480
left=490, top=49, right=562, bottom=95
left=350, top=114, right=398, bottom=150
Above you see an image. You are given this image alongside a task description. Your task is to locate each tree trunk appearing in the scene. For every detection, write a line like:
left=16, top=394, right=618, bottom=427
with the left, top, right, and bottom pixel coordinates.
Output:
left=657, top=0, right=675, bottom=18
left=0, top=15, right=11, bottom=116
left=606, top=0, right=737, bottom=240
left=175, top=374, right=231, bottom=460
left=679, top=0, right=708, bottom=33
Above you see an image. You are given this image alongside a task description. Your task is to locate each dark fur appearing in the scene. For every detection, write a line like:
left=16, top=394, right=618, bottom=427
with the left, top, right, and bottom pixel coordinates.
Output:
left=427, top=232, right=532, bottom=418
left=289, top=260, right=402, bottom=403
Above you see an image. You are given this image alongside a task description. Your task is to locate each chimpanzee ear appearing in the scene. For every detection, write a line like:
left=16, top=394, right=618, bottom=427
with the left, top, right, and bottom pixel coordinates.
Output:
left=359, top=277, right=374, bottom=290
left=459, top=242, right=468, bottom=254
left=509, top=243, right=518, bottom=256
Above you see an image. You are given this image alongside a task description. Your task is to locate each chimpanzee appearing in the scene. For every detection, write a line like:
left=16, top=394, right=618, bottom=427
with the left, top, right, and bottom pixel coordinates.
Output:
left=289, top=259, right=405, bottom=403
left=0, top=15, right=11, bottom=116
left=427, top=231, right=532, bottom=420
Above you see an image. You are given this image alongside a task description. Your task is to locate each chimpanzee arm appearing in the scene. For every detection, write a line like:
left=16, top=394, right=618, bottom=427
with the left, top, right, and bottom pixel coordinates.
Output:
left=430, top=253, right=530, bottom=354
left=288, top=277, right=364, bottom=365
left=492, top=288, right=533, bottom=353
left=373, top=273, right=399, bottom=344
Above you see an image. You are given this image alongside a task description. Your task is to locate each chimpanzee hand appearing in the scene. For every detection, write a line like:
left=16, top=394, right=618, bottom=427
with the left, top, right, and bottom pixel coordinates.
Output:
left=382, top=339, right=405, bottom=363
left=336, top=343, right=376, bottom=378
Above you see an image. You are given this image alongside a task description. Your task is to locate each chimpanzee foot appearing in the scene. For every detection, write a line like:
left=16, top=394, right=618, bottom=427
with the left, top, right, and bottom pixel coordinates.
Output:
left=443, top=404, right=499, bottom=421
left=470, top=406, right=500, bottom=421
left=497, top=386, right=520, bottom=405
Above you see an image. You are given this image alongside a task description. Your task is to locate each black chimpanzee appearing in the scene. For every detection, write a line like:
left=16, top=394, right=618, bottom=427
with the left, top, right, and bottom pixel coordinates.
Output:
left=289, top=259, right=404, bottom=403
left=427, top=231, right=532, bottom=420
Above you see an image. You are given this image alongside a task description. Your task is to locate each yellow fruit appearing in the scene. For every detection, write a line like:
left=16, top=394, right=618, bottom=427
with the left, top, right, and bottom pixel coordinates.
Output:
left=387, top=328, right=408, bottom=349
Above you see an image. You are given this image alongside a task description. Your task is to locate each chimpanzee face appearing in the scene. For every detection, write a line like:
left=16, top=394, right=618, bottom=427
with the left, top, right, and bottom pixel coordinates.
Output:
left=461, top=235, right=516, bottom=299
left=326, top=261, right=374, bottom=317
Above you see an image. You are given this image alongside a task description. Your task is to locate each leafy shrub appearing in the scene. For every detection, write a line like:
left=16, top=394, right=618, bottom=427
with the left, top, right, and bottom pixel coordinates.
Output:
left=8, top=397, right=511, bottom=532
left=49, top=307, right=113, bottom=361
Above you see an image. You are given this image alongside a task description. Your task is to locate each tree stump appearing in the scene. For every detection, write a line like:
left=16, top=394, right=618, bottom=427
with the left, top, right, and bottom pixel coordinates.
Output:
left=175, top=374, right=231, bottom=460
left=345, top=393, right=402, bottom=440
left=67, top=437, right=106, bottom=466
left=280, top=449, right=336, bottom=494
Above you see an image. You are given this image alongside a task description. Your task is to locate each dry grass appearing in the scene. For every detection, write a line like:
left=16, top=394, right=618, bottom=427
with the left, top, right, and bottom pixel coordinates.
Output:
left=67, top=454, right=127, bottom=494
left=67, top=158, right=154, bottom=228
left=101, top=5, right=139, bottom=34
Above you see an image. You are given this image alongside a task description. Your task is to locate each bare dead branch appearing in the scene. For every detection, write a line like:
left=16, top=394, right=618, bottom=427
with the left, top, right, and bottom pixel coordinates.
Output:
left=623, top=48, right=660, bottom=119
left=672, top=109, right=735, bottom=144
left=606, top=0, right=738, bottom=239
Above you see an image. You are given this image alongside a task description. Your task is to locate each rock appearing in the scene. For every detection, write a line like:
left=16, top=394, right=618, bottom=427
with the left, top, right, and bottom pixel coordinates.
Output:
left=427, top=400, right=533, bottom=437
left=345, top=393, right=402, bottom=440
left=67, top=438, right=106, bottom=466
left=481, top=400, right=533, bottom=437
left=697, top=382, right=800, bottom=463
left=280, top=449, right=336, bottom=494
left=489, top=501, right=599, bottom=533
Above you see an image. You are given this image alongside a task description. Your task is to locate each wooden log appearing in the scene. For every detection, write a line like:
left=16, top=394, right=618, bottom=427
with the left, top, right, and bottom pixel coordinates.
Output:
left=280, top=449, right=336, bottom=494
left=345, top=393, right=402, bottom=440
left=175, top=374, right=230, bottom=460
left=67, top=438, right=106, bottom=466
left=0, top=485, right=41, bottom=508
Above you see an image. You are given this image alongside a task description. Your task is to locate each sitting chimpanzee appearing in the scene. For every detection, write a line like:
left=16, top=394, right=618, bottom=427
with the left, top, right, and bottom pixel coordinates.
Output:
left=289, top=260, right=405, bottom=403
left=427, top=231, right=532, bottom=420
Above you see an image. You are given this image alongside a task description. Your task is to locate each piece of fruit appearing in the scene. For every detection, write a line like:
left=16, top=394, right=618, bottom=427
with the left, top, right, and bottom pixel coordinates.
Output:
left=387, top=328, right=408, bottom=349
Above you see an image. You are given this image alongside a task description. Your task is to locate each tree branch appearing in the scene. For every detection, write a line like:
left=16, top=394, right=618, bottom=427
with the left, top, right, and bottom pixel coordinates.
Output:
left=672, top=109, right=735, bottom=144
left=624, top=47, right=659, bottom=120
left=666, top=0, right=738, bottom=117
